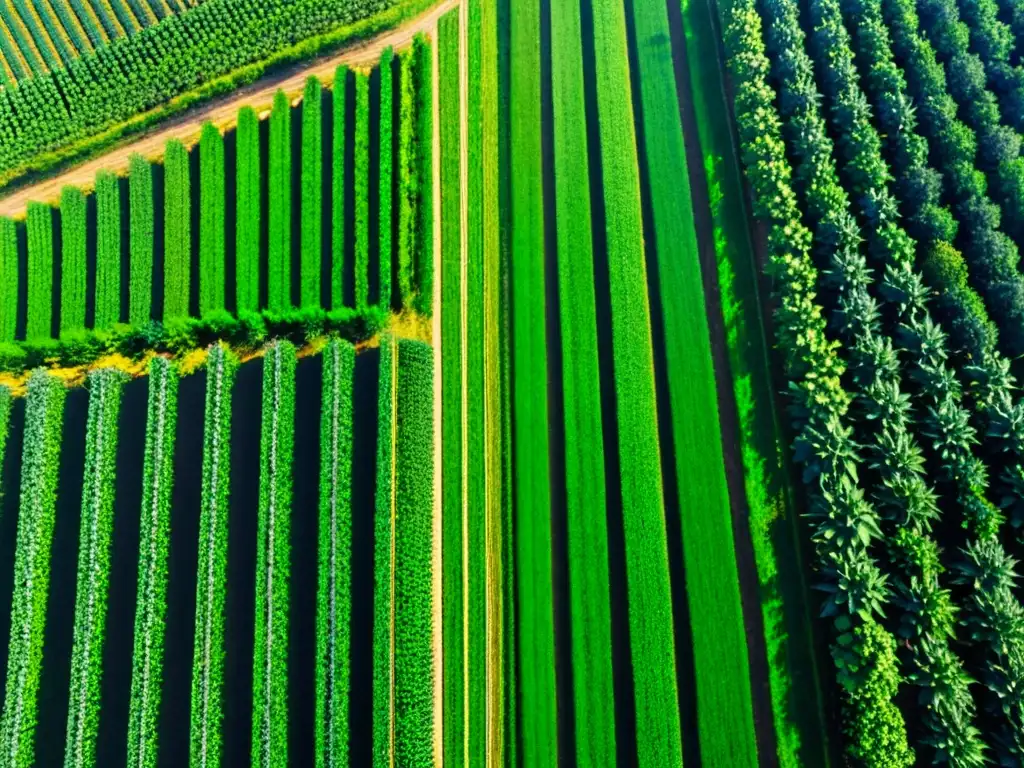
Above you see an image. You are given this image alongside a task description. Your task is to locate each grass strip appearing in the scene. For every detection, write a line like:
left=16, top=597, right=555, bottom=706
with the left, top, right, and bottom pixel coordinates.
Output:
left=372, top=335, right=396, bottom=767
left=394, top=339, right=434, bottom=766
left=589, top=0, right=681, bottom=762
left=61, top=186, right=88, bottom=334
left=126, top=357, right=178, bottom=768
left=252, top=340, right=295, bottom=768
left=315, top=340, right=354, bottom=768
left=269, top=91, right=292, bottom=312
left=199, top=124, right=225, bottom=316
left=163, top=140, right=190, bottom=320
left=95, top=171, right=121, bottom=329
left=550, top=0, right=616, bottom=763
left=236, top=107, right=260, bottom=313
left=331, top=66, right=348, bottom=311
left=0, top=372, right=65, bottom=768
left=509, top=0, right=558, bottom=760
left=63, top=368, right=126, bottom=768
left=628, top=0, right=757, bottom=761
left=379, top=48, right=394, bottom=309
left=355, top=72, right=370, bottom=310
left=301, top=77, right=323, bottom=310
left=438, top=10, right=466, bottom=765
left=398, top=49, right=416, bottom=307
left=189, top=344, right=236, bottom=768
left=413, top=35, right=433, bottom=315
left=128, top=156, right=154, bottom=326
left=0, top=217, right=17, bottom=341
left=26, top=202, right=53, bottom=340
left=679, top=0, right=830, bottom=760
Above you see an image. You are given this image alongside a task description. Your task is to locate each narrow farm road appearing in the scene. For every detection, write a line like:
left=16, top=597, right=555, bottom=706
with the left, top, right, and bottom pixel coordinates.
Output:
left=0, top=0, right=460, bottom=217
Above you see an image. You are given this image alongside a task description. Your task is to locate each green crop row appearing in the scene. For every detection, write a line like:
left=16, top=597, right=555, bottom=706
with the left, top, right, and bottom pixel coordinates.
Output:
left=95, top=171, right=121, bottom=329
left=64, top=368, right=127, bottom=768
left=200, top=124, right=226, bottom=317
left=437, top=10, right=466, bottom=764
left=393, top=339, right=434, bottom=766
left=126, top=357, right=178, bottom=768
left=331, top=66, right=349, bottom=312
left=355, top=73, right=370, bottom=310
left=269, top=90, right=292, bottom=313
left=412, top=35, right=433, bottom=315
left=189, top=344, right=236, bottom=768
left=372, top=335, right=395, bottom=767
left=0, top=372, right=66, bottom=768
left=302, top=77, right=323, bottom=309
left=379, top=48, right=394, bottom=309
left=61, top=186, right=88, bottom=334
left=164, top=140, right=191, bottom=320
left=129, top=156, right=154, bottom=326
left=548, top=0, right=615, bottom=764
left=397, top=49, right=416, bottom=307
left=508, top=0, right=557, bottom=761
left=252, top=340, right=296, bottom=768
left=0, top=217, right=16, bottom=341
left=315, top=339, right=354, bottom=768
left=236, top=107, right=261, bottom=313
left=26, top=202, right=52, bottom=340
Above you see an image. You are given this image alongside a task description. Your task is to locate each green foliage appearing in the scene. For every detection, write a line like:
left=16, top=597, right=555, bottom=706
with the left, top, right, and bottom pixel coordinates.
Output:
left=95, top=171, right=121, bottom=329
left=163, top=140, right=191, bottom=320
left=64, top=368, right=126, bottom=768
left=129, top=156, right=154, bottom=326
left=372, top=335, right=395, bottom=766
left=200, top=124, right=226, bottom=316
left=412, top=34, right=433, bottom=315
left=301, top=77, right=323, bottom=309
left=331, top=66, right=348, bottom=311
left=236, top=107, right=261, bottom=313
left=269, top=90, right=292, bottom=312
left=0, top=373, right=65, bottom=768
left=315, top=340, right=353, bottom=768
left=355, top=73, right=370, bottom=310
left=189, top=344, right=236, bottom=768
left=0, top=217, right=17, bottom=342
left=548, top=0, right=615, bottom=761
left=61, top=186, right=88, bottom=334
left=397, top=49, right=417, bottom=308
left=26, top=202, right=53, bottom=340
left=379, top=48, right=393, bottom=309
left=126, top=358, right=178, bottom=768
left=252, top=340, right=295, bottom=768
left=393, top=339, right=434, bottom=766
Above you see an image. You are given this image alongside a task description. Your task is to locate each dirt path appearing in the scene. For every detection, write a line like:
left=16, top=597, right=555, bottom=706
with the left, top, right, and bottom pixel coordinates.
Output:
left=431, top=15, right=445, bottom=768
left=0, top=0, right=459, bottom=218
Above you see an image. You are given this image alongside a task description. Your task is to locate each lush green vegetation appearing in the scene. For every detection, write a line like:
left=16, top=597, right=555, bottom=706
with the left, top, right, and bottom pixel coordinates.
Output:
left=372, top=335, right=394, bottom=767
left=269, top=90, right=292, bottom=313
left=95, top=170, right=121, bottom=328
left=126, top=357, right=178, bottom=768
left=379, top=48, right=394, bottom=309
left=200, top=124, right=226, bottom=316
left=163, top=139, right=191, bottom=320
left=302, top=77, right=323, bottom=310
left=129, top=155, right=154, bottom=325
left=549, top=0, right=615, bottom=764
left=0, top=372, right=65, bottom=768
left=331, top=66, right=349, bottom=311
left=355, top=72, right=370, bottom=310
left=236, top=107, right=261, bottom=313
left=61, top=185, right=88, bottom=333
left=315, top=339, right=354, bottom=768
left=252, top=340, right=296, bottom=768
left=0, top=217, right=16, bottom=341
left=189, top=344, right=236, bottom=768
left=26, top=202, right=53, bottom=339
left=63, top=368, right=126, bottom=768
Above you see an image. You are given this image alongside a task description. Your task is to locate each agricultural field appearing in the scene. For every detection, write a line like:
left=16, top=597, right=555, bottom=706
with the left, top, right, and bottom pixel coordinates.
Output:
left=7, top=0, right=1024, bottom=764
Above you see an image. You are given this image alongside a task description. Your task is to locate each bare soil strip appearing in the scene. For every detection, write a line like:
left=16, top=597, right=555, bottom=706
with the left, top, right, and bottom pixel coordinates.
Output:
left=0, top=0, right=459, bottom=218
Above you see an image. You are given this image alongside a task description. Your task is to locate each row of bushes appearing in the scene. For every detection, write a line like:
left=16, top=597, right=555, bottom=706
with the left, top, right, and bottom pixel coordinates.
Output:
left=0, top=372, right=65, bottom=767
left=252, top=340, right=295, bottom=768
left=126, top=357, right=178, bottom=768
left=64, top=368, right=127, bottom=768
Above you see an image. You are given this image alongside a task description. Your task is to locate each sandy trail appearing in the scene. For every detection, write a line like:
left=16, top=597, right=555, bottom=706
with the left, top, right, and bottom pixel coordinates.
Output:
left=0, top=0, right=459, bottom=218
